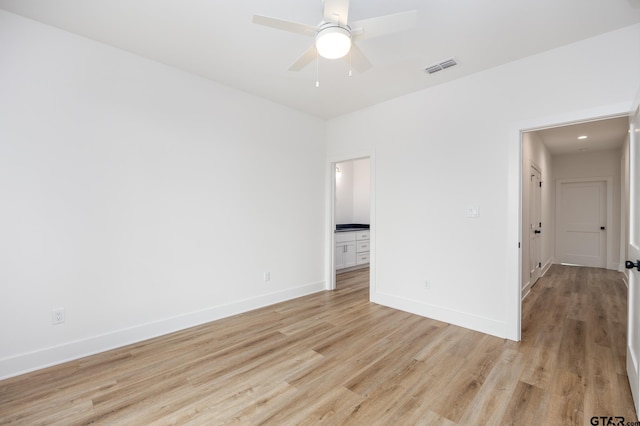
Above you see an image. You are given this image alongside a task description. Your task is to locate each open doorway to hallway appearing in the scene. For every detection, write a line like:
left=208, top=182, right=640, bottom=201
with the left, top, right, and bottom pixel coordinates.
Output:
left=521, top=116, right=629, bottom=301
left=518, top=113, right=638, bottom=419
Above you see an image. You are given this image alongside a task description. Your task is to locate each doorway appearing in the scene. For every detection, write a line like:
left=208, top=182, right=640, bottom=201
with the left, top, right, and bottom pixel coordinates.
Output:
left=329, top=155, right=373, bottom=292
left=513, top=112, right=630, bottom=340
left=333, top=158, right=371, bottom=289
left=556, top=179, right=608, bottom=268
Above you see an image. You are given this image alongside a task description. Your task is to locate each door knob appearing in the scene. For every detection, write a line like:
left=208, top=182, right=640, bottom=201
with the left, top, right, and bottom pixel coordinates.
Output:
left=626, top=260, right=640, bottom=271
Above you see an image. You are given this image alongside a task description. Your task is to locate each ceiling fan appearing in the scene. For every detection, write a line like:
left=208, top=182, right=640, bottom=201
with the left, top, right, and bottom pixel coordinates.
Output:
left=252, top=0, right=417, bottom=73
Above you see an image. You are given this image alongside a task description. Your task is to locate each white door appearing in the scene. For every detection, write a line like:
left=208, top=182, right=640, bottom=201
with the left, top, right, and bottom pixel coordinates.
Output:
left=557, top=180, right=606, bottom=268
left=529, top=167, right=542, bottom=284
left=626, top=105, right=640, bottom=414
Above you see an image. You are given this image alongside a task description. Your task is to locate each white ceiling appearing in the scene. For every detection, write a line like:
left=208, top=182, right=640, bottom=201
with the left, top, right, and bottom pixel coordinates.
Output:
left=533, top=116, right=631, bottom=156
left=2, top=0, right=640, bottom=121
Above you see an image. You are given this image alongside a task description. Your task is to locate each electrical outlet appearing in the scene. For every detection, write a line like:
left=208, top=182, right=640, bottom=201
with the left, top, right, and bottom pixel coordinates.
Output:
left=264, top=272, right=270, bottom=282
left=424, top=280, right=431, bottom=290
left=52, top=308, right=65, bottom=324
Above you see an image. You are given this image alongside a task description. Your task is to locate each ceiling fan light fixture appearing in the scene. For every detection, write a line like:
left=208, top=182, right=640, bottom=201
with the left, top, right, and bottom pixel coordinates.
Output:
left=315, top=26, right=351, bottom=59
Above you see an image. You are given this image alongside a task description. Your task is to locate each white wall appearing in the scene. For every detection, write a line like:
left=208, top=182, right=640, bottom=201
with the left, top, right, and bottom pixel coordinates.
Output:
left=326, top=24, right=640, bottom=339
left=335, top=161, right=354, bottom=224
left=335, top=158, right=370, bottom=224
left=521, top=131, right=553, bottom=296
left=0, top=11, right=326, bottom=379
left=553, top=149, right=623, bottom=270
left=352, top=159, right=371, bottom=224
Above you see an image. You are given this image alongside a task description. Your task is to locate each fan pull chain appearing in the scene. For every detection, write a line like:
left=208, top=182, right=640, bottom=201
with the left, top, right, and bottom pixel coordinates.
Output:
left=349, top=49, right=353, bottom=77
left=315, top=49, right=320, bottom=87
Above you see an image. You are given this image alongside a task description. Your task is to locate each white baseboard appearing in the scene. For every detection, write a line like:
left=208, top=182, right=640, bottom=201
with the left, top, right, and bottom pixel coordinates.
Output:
left=522, top=257, right=552, bottom=301
left=622, top=271, right=629, bottom=288
left=521, top=281, right=531, bottom=300
left=0, top=280, right=326, bottom=380
left=541, top=257, right=553, bottom=276
left=371, top=291, right=510, bottom=340
left=628, top=346, right=640, bottom=411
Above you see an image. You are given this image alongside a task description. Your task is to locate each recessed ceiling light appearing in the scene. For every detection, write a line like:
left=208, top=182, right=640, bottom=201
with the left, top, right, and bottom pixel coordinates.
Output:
left=577, top=135, right=588, bottom=140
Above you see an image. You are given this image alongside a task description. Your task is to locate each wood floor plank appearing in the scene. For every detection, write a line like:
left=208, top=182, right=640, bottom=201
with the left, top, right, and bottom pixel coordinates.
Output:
left=585, top=341, right=618, bottom=419
left=557, top=318, right=587, bottom=377
left=457, top=348, right=526, bottom=426
left=520, top=341, right=557, bottom=388
left=542, top=370, right=587, bottom=425
left=502, top=381, right=546, bottom=425
left=0, top=265, right=636, bottom=424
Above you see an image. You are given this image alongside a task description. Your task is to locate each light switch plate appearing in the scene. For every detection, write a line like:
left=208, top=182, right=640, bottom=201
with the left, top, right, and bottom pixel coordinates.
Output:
left=466, top=206, right=480, bottom=218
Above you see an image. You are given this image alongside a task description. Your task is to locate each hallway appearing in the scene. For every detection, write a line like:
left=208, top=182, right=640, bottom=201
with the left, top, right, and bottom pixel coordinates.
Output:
left=519, top=264, right=633, bottom=422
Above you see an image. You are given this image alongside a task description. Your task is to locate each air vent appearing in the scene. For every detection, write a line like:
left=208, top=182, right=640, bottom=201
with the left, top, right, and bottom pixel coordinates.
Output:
left=424, top=64, right=442, bottom=74
left=424, top=58, right=458, bottom=74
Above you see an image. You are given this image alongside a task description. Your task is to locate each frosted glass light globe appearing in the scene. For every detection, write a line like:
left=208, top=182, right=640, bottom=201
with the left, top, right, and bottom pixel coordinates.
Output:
left=315, top=26, right=351, bottom=59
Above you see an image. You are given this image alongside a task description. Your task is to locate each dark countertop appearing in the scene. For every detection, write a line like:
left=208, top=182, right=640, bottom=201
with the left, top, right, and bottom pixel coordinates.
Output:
left=335, top=224, right=370, bottom=233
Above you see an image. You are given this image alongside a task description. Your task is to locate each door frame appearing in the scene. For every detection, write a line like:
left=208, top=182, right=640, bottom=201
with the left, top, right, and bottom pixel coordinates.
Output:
left=507, top=102, right=631, bottom=341
left=555, top=177, right=613, bottom=269
left=327, top=152, right=375, bottom=292
left=528, top=163, right=543, bottom=293
left=626, top=104, right=640, bottom=414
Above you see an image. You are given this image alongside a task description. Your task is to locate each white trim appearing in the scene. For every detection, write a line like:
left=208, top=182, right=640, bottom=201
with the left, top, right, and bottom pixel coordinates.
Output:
left=506, top=127, right=522, bottom=341
left=0, top=280, right=325, bottom=380
left=372, top=291, right=509, bottom=339
left=523, top=257, right=553, bottom=301
left=541, top=257, right=553, bottom=276
left=629, top=346, right=640, bottom=410
left=521, top=281, right=531, bottom=300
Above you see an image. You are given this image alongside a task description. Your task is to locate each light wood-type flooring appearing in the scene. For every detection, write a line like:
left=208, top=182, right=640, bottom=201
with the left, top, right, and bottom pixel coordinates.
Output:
left=0, top=265, right=637, bottom=424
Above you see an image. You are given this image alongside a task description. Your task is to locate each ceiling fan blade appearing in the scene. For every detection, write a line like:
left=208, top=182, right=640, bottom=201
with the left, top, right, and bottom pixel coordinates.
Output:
left=346, top=43, right=372, bottom=73
left=289, top=45, right=318, bottom=71
left=350, top=10, right=417, bottom=41
left=323, top=0, right=349, bottom=25
left=252, top=14, right=317, bottom=36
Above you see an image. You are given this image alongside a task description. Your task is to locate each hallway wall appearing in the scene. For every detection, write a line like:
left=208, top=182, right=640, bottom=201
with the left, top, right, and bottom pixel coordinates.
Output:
left=522, top=131, right=553, bottom=297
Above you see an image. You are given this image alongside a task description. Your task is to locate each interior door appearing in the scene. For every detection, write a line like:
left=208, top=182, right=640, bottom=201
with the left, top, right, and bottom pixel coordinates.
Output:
left=529, top=166, right=542, bottom=284
left=557, top=180, right=606, bottom=268
left=626, top=105, right=640, bottom=414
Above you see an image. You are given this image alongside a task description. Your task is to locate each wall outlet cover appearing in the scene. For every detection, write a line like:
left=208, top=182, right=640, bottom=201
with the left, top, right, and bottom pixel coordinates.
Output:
left=52, top=308, right=65, bottom=324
